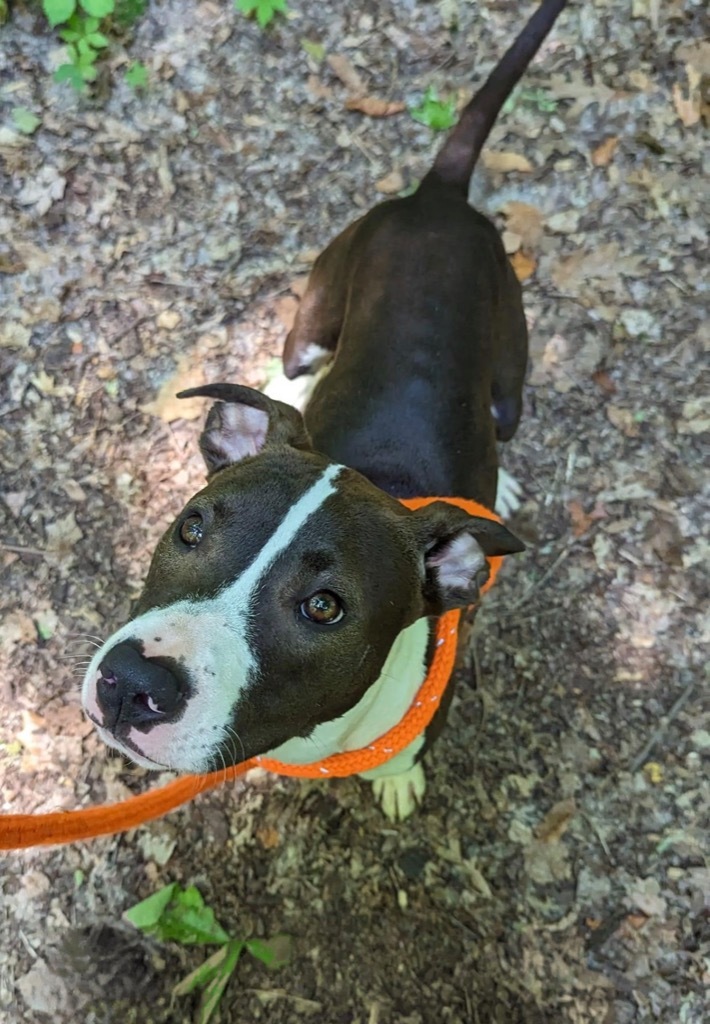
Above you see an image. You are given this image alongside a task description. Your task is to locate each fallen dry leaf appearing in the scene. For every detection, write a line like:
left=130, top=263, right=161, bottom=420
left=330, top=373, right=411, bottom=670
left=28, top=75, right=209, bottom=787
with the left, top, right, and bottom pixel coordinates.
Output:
left=482, top=149, right=533, bottom=174
left=510, top=250, right=537, bottom=281
left=672, top=66, right=702, bottom=127
left=592, top=369, right=617, bottom=395
left=256, top=825, right=281, bottom=849
left=568, top=500, right=607, bottom=537
left=45, top=511, right=83, bottom=555
left=306, top=74, right=333, bottom=102
left=141, top=357, right=206, bottom=422
left=345, top=96, right=405, bottom=118
left=535, top=798, right=576, bottom=843
left=327, top=54, right=365, bottom=96
left=606, top=404, right=640, bottom=437
left=550, top=242, right=620, bottom=291
left=375, top=170, right=404, bottom=194
left=591, top=135, right=619, bottom=167
left=501, top=201, right=544, bottom=250
left=156, top=308, right=182, bottom=331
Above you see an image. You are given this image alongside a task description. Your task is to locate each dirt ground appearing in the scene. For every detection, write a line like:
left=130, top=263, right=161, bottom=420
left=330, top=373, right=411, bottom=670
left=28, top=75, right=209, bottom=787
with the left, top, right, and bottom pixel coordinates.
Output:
left=1, top=1, right=708, bottom=1022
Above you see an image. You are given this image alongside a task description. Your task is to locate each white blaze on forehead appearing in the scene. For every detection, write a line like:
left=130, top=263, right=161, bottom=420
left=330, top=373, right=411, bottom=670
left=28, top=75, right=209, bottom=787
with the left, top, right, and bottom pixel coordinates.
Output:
left=81, top=462, right=346, bottom=773
left=231, top=461, right=345, bottom=603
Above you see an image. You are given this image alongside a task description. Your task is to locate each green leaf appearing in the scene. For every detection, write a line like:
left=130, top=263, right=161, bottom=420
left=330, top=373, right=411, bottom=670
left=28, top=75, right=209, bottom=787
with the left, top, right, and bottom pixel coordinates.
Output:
left=301, top=38, right=325, bottom=62
left=246, top=934, right=292, bottom=969
left=124, top=883, right=177, bottom=930
left=125, top=62, right=149, bottom=88
left=87, top=31, right=109, bottom=46
left=195, top=941, right=243, bottom=1024
left=78, top=0, right=115, bottom=15
left=409, top=87, right=457, bottom=132
left=84, top=15, right=99, bottom=30
left=43, top=0, right=76, bottom=27
left=173, top=942, right=243, bottom=998
left=77, top=37, right=96, bottom=58
left=59, top=27, right=80, bottom=41
left=124, top=884, right=229, bottom=945
left=73, top=869, right=85, bottom=887
left=235, top=0, right=288, bottom=29
left=54, top=63, right=86, bottom=90
left=11, top=107, right=42, bottom=135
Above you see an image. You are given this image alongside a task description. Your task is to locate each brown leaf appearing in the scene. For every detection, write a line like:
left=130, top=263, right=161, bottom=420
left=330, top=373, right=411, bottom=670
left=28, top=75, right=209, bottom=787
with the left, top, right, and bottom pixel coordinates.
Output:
left=592, top=369, right=617, bottom=395
left=535, top=798, right=576, bottom=843
left=306, top=75, right=332, bottom=102
left=501, top=201, right=544, bottom=250
left=550, top=242, right=620, bottom=291
left=568, top=500, right=593, bottom=538
left=141, top=357, right=206, bottom=422
left=345, top=96, right=405, bottom=118
left=375, top=170, right=405, bottom=194
left=327, top=54, right=365, bottom=97
left=672, top=67, right=702, bottom=127
left=606, top=404, right=640, bottom=437
left=510, top=250, right=537, bottom=282
left=256, top=826, right=281, bottom=849
left=591, top=136, right=619, bottom=167
left=481, top=149, right=533, bottom=174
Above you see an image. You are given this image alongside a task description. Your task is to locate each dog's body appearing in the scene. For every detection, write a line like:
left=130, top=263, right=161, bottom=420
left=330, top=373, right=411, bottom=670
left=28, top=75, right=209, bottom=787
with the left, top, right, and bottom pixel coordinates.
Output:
left=82, top=0, right=567, bottom=820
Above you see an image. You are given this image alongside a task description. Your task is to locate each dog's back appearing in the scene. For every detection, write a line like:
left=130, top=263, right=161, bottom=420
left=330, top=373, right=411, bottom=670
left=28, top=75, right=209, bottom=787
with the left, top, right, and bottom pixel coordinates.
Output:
left=283, top=0, right=567, bottom=509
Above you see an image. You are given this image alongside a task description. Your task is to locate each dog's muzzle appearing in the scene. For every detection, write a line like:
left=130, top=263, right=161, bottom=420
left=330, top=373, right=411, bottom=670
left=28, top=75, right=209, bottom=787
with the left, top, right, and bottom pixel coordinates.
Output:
left=95, top=640, right=190, bottom=733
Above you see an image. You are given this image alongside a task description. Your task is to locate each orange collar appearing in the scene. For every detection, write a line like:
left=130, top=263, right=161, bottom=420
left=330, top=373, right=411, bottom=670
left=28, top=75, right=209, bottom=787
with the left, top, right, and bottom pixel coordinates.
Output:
left=0, top=496, right=503, bottom=849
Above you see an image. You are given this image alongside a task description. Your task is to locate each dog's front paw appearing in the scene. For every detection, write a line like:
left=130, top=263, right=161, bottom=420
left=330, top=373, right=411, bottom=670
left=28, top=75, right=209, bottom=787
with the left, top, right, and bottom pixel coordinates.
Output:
left=371, top=763, right=426, bottom=822
left=495, top=467, right=523, bottom=519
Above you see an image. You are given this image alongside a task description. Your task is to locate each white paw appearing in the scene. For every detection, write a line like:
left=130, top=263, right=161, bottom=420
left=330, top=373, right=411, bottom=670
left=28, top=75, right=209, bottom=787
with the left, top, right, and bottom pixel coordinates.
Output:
left=262, top=372, right=316, bottom=412
left=371, top=763, right=426, bottom=822
left=495, top=466, right=523, bottom=519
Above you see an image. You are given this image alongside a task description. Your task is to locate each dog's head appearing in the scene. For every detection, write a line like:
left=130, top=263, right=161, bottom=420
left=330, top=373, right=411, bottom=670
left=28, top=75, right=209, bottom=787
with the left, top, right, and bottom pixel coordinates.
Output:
left=81, top=384, right=524, bottom=773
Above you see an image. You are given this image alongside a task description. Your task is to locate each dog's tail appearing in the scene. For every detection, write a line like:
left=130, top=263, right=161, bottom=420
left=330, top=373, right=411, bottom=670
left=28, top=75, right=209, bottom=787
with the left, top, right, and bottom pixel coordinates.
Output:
left=420, top=0, right=567, bottom=194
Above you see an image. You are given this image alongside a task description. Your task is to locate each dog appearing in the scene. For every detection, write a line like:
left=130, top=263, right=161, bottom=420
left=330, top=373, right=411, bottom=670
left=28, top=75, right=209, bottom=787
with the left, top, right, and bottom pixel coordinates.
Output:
left=82, top=0, right=567, bottom=820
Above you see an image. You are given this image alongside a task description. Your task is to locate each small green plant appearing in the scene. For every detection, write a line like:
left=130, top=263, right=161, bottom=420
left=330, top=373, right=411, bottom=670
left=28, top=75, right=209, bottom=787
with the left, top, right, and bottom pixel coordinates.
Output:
left=502, top=86, right=558, bottom=115
left=125, top=883, right=290, bottom=1024
left=11, top=107, right=42, bottom=134
left=43, top=0, right=114, bottom=91
left=124, top=60, right=148, bottom=89
left=235, top=0, right=288, bottom=29
left=409, top=86, right=457, bottom=132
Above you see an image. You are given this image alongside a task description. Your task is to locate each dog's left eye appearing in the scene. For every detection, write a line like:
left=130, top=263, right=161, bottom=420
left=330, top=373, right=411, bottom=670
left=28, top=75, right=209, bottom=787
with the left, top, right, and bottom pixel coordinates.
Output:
left=300, top=591, right=344, bottom=625
left=179, top=514, right=204, bottom=547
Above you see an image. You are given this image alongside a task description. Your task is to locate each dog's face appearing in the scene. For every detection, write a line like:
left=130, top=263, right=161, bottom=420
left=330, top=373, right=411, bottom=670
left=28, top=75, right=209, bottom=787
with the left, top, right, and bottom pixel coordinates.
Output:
left=82, top=384, right=523, bottom=773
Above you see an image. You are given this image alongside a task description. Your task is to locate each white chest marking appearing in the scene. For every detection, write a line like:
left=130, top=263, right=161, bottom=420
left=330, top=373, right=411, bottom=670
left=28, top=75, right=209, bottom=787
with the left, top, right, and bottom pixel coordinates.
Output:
left=266, top=616, right=430, bottom=766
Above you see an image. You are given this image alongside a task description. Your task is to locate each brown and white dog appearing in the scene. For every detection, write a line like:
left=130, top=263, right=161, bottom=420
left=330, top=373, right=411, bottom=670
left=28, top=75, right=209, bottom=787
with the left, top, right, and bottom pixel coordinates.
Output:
left=82, top=1, right=567, bottom=820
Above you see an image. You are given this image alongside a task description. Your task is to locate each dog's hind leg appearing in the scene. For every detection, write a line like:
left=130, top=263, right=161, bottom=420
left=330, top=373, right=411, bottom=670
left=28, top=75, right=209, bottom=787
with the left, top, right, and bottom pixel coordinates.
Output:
left=282, top=219, right=361, bottom=379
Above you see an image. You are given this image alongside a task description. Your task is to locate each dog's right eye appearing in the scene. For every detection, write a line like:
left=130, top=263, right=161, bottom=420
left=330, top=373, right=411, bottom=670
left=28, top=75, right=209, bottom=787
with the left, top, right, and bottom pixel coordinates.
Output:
left=179, top=514, right=204, bottom=547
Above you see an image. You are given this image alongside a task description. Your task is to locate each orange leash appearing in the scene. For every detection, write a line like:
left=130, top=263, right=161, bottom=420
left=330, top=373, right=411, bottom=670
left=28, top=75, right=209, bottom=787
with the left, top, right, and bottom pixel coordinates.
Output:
left=0, top=497, right=503, bottom=850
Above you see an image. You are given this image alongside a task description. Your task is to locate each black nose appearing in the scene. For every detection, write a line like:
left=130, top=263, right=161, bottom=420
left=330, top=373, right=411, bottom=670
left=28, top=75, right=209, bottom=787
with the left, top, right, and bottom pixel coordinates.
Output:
left=96, top=640, right=189, bottom=732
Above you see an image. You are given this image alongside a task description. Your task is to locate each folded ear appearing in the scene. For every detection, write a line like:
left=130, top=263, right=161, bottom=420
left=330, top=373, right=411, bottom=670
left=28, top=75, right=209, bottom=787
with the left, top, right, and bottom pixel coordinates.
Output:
left=409, top=501, right=525, bottom=612
left=177, top=383, right=312, bottom=476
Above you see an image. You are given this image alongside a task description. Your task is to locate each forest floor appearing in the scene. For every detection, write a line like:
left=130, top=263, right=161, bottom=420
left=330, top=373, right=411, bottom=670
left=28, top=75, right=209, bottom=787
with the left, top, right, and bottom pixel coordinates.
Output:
left=0, top=1, right=707, bottom=1022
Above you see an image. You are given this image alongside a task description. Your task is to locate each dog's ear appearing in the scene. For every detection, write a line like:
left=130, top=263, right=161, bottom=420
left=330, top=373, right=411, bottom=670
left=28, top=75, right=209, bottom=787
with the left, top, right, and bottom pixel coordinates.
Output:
left=177, top=383, right=312, bottom=475
left=408, top=502, right=525, bottom=612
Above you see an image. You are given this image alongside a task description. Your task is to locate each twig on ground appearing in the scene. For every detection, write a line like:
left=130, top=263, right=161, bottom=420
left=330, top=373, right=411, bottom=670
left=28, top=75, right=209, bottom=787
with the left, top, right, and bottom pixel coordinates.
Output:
left=629, top=676, right=697, bottom=772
